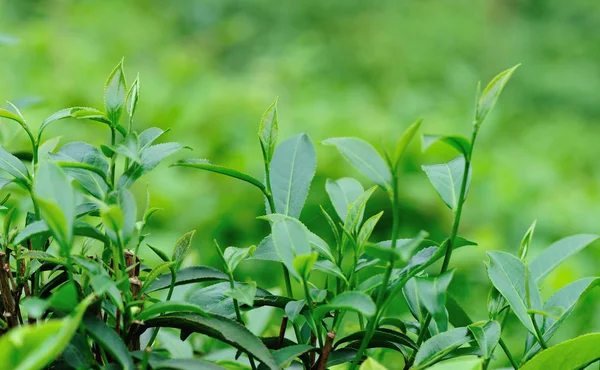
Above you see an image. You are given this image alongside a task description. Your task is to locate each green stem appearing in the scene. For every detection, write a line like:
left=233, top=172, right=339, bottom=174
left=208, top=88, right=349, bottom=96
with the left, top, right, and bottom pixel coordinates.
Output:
left=531, top=313, right=548, bottom=349
left=302, top=277, right=324, bottom=348
left=350, top=174, right=401, bottom=370
left=110, top=127, right=117, bottom=188
left=499, top=338, right=518, bottom=370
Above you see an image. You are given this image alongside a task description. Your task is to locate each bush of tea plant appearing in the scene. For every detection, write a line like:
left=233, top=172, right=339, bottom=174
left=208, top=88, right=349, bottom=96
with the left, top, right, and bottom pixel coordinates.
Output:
left=0, top=61, right=598, bottom=370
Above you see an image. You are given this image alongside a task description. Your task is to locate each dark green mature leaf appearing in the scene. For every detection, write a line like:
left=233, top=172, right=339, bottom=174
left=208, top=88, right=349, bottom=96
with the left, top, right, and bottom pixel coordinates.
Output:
left=105, top=59, right=126, bottom=125
left=258, top=97, right=279, bottom=165
left=414, top=270, right=454, bottom=334
left=413, top=327, right=472, bottom=369
left=153, top=358, right=227, bottom=370
left=269, top=133, right=316, bottom=217
left=285, top=300, right=306, bottom=324
left=34, top=160, right=76, bottom=250
left=467, top=320, right=500, bottom=359
left=315, top=291, right=376, bottom=320
left=119, top=142, right=184, bottom=187
left=187, top=282, right=271, bottom=318
left=272, top=344, right=314, bottom=368
left=529, top=234, right=598, bottom=283
left=173, top=159, right=266, bottom=194
left=147, top=266, right=228, bottom=292
left=143, top=312, right=278, bottom=370
left=0, top=144, right=30, bottom=183
left=141, top=261, right=176, bottom=293
left=486, top=251, right=542, bottom=335
left=520, top=333, right=600, bottom=370
left=446, top=295, right=473, bottom=328
left=325, top=177, right=364, bottom=223
left=323, top=137, right=392, bottom=190
left=335, top=329, right=417, bottom=350
left=137, top=301, right=209, bottom=321
left=422, top=135, right=472, bottom=159
left=422, top=156, right=471, bottom=211
left=172, top=230, right=196, bottom=271
left=327, top=349, right=362, bottom=367
left=84, top=316, right=134, bottom=370
left=475, top=65, right=520, bottom=128
left=522, top=277, right=600, bottom=361
left=427, top=357, right=483, bottom=370
left=0, top=294, right=94, bottom=370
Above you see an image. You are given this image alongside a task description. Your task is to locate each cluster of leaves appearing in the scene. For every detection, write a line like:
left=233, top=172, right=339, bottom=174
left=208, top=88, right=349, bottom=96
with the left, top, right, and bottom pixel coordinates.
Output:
left=0, top=61, right=597, bottom=370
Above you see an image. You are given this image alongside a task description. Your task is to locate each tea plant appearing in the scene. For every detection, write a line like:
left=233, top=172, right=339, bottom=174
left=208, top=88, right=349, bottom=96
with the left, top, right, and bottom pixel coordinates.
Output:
left=0, top=61, right=598, bottom=370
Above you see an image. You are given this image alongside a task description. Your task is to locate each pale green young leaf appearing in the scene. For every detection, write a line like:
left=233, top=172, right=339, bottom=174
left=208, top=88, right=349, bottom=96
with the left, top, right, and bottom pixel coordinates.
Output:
left=325, top=177, right=364, bottom=222
left=427, top=357, right=483, bottom=370
left=173, top=159, right=266, bottom=194
left=126, top=73, right=140, bottom=118
left=37, top=136, right=61, bottom=159
left=224, top=281, right=257, bottom=307
left=467, top=320, right=501, bottom=359
left=520, top=333, right=600, bottom=370
left=359, top=357, right=388, bottom=370
left=101, top=204, right=124, bottom=235
left=223, top=245, right=255, bottom=273
left=422, top=156, right=472, bottom=211
left=105, top=189, right=137, bottom=244
left=258, top=97, right=278, bottom=164
left=312, top=259, right=348, bottom=284
left=0, top=145, right=30, bottom=182
left=91, top=274, right=124, bottom=312
left=141, top=261, right=176, bottom=293
left=285, top=300, right=306, bottom=324
left=269, top=133, right=316, bottom=217
left=315, top=291, right=376, bottom=320
left=269, top=217, right=311, bottom=279
left=344, top=186, right=377, bottom=233
left=529, top=234, right=598, bottom=283
left=104, top=59, right=126, bottom=125
left=415, top=270, right=454, bottom=333
left=139, top=127, right=168, bottom=150
left=111, top=133, right=141, bottom=163
left=374, top=230, right=429, bottom=262
left=518, top=220, right=537, bottom=260
left=119, top=142, right=184, bottom=188
left=475, top=64, right=520, bottom=129
left=293, top=252, right=318, bottom=280
left=172, top=230, right=196, bottom=271
left=486, top=251, right=542, bottom=336
left=422, top=135, right=472, bottom=159
left=357, top=211, right=383, bottom=249
left=20, top=297, right=50, bottom=320
left=323, top=137, right=392, bottom=190
left=272, top=344, right=314, bottom=369
left=393, top=118, right=422, bottom=168
left=413, top=327, right=472, bottom=369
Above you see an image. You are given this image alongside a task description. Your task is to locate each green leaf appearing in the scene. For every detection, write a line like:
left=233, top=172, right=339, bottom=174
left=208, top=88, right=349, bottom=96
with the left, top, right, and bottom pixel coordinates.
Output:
left=105, top=189, right=137, bottom=244
left=308, top=231, right=335, bottom=262
left=0, top=144, right=30, bottom=182
left=312, top=259, right=348, bottom=284
left=285, top=300, right=306, bottom=324
left=520, top=333, right=600, bottom=370
left=413, top=327, right=473, bottom=369
left=110, top=133, right=141, bottom=162
left=37, top=136, right=61, bottom=159
left=414, top=270, right=454, bottom=334
left=223, top=245, right=256, bottom=273
left=344, top=186, right=377, bottom=233
left=51, top=142, right=109, bottom=198
left=467, top=320, right=500, bottom=359
left=0, top=294, right=94, bottom=370
left=137, top=301, right=209, bottom=321
left=172, top=230, right=196, bottom=271
left=518, top=220, right=537, bottom=260
left=422, top=156, right=471, bottom=211
left=325, top=177, right=364, bottom=223
left=173, top=159, right=266, bottom=194
left=50, top=281, right=79, bottom=313
left=269, top=133, right=316, bottom=217
left=34, top=160, right=75, bottom=250
left=224, top=281, right=258, bottom=307
left=20, top=297, right=50, bottom=320
left=187, top=282, right=271, bottom=318
left=147, top=266, right=228, bottom=292
left=153, top=359, right=227, bottom=370
left=335, top=329, right=416, bottom=351
left=119, top=142, right=184, bottom=188
left=475, top=65, right=520, bottom=128
left=0, top=107, right=26, bottom=126
left=269, top=217, right=311, bottom=279
left=141, top=261, right=176, bottom=294
left=84, top=316, right=135, bottom=370
left=323, top=137, right=392, bottom=190
left=529, top=234, right=598, bottom=283
left=293, top=252, right=318, bottom=280
left=486, top=251, right=542, bottom=336
left=315, top=291, right=376, bottom=320
left=272, top=344, right=314, bottom=368
left=522, top=277, right=600, bottom=361
left=422, top=135, right=472, bottom=159
left=366, top=231, right=429, bottom=264
left=446, top=294, right=473, bottom=328
left=427, top=357, right=483, bottom=370
left=359, top=357, right=389, bottom=370
left=101, top=204, right=124, bottom=235
left=91, top=274, right=124, bottom=312
left=357, top=211, right=383, bottom=249
left=143, top=312, right=278, bottom=370
left=258, top=97, right=278, bottom=164
left=126, top=73, right=140, bottom=118
left=393, top=119, right=422, bottom=168
left=105, top=59, right=126, bottom=125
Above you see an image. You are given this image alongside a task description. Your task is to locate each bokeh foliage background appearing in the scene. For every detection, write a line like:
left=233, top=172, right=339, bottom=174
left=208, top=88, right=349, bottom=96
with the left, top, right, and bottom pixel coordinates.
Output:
left=1, top=0, right=599, bottom=367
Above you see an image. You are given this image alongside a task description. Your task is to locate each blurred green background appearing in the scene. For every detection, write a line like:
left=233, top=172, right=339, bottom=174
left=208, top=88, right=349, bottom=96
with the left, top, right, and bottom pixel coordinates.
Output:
left=1, top=0, right=600, bottom=367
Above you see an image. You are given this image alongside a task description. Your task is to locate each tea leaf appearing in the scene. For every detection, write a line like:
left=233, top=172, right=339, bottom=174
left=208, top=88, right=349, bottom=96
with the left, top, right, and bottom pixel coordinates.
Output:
left=84, top=316, right=135, bottom=370
left=475, top=65, right=520, bottom=129
left=272, top=344, right=314, bottom=368
left=137, top=301, right=209, bottom=321
left=104, top=59, right=126, bottom=125
left=520, top=333, right=600, bottom=370
left=187, top=282, right=271, bottom=318
left=172, top=230, right=196, bottom=271
left=422, top=135, right=472, bottom=159
left=139, top=127, right=167, bottom=150
left=119, top=142, right=184, bottom=187
left=285, top=300, right=306, bottom=324
left=315, top=291, right=376, bottom=320
left=223, top=245, right=256, bottom=273
left=357, top=211, right=383, bottom=249
left=413, top=327, right=472, bottom=369
left=344, top=186, right=377, bottom=233
left=126, top=73, right=140, bottom=119
left=147, top=266, right=228, bottom=292
left=51, top=142, right=110, bottom=198
left=518, top=220, right=537, bottom=260
left=335, top=329, right=416, bottom=351
left=153, top=359, right=226, bottom=370
left=312, top=259, right=348, bottom=284
left=486, top=251, right=543, bottom=336
left=258, top=97, right=278, bottom=164
left=325, top=177, right=364, bottom=222
left=224, top=281, right=258, bottom=307
left=359, top=357, right=388, bottom=370
left=270, top=217, right=311, bottom=279
left=422, top=156, right=472, bottom=211
left=270, top=133, right=316, bottom=217
left=323, top=137, right=392, bottom=190
left=414, top=270, right=454, bottom=334
left=427, top=357, right=483, bottom=370
left=141, top=261, right=177, bottom=293
left=529, top=234, right=598, bottom=283
left=91, top=274, right=123, bottom=312
left=467, top=320, right=500, bottom=359
left=173, top=159, right=265, bottom=193
left=0, top=144, right=30, bottom=183
left=393, top=118, right=422, bottom=168
left=293, top=252, right=318, bottom=280
left=143, top=312, right=278, bottom=369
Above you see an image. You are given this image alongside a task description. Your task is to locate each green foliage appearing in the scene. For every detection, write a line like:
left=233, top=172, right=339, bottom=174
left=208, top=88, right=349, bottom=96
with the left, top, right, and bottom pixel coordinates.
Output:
left=0, top=61, right=596, bottom=370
